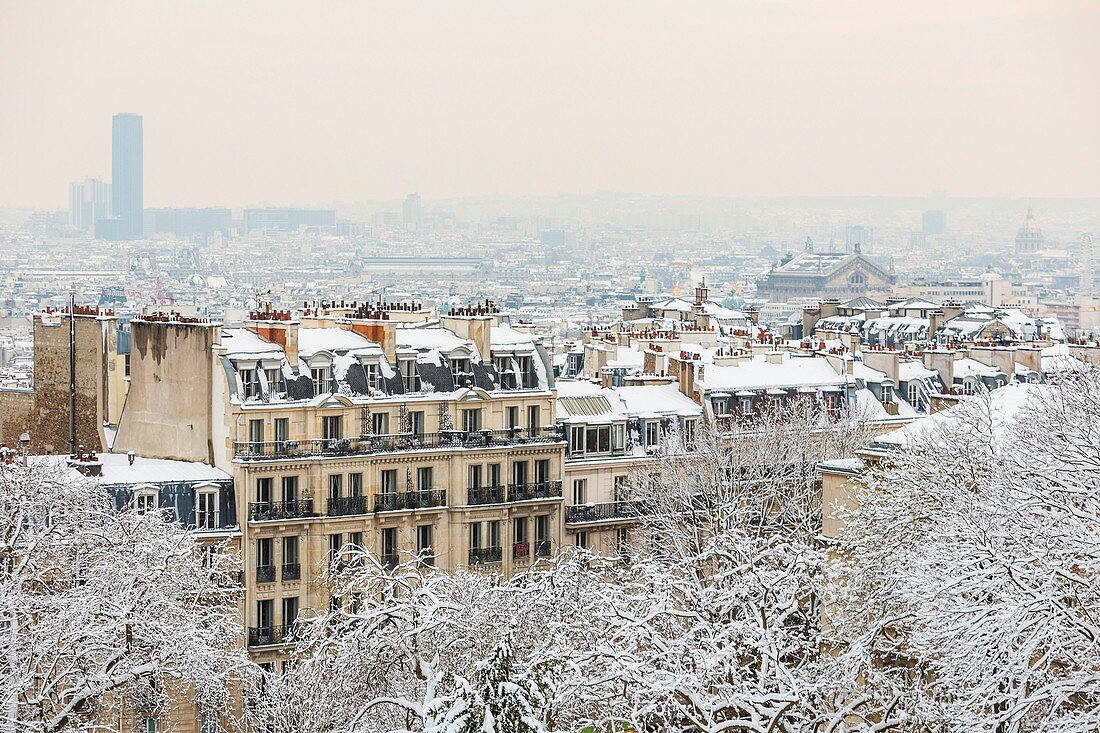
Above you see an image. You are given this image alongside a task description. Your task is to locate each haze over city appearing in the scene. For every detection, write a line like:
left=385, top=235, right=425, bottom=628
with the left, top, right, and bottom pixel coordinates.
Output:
left=2, top=0, right=1099, bottom=208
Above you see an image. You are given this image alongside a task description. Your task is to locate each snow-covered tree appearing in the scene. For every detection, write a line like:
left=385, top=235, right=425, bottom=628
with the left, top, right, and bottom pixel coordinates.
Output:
left=0, top=459, right=251, bottom=733
left=828, top=372, right=1100, bottom=731
left=578, top=401, right=879, bottom=733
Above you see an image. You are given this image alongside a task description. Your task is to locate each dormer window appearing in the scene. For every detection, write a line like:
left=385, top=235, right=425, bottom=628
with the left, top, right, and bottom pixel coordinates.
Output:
left=364, top=362, right=380, bottom=391
left=515, top=355, right=534, bottom=388
left=195, top=486, right=220, bottom=530
left=239, top=368, right=261, bottom=400
left=311, top=366, right=331, bottom=395
left=263, top=367, right=285, bottom=397
left=450, top=357, right=471, bottom=383
left=133, top=487, right=159, bottom=514
left=400, top=358, right=420, bottom=392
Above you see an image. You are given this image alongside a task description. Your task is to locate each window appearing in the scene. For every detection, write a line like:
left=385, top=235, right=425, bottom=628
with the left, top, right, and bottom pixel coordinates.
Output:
left=517, top=356, right=535, bottom=388
left=614, top=475, right=628, bottom=501
left=506, top=406, right=520, bottom=430
left=274, top=418, right=289, bottom=448
left=527, top=405, right=540, bottom=432
left=239, top=368, right=261, bottom=400
left=328, top=533, right=343, bottom=563
left=143, top=718, right=158, bottom=733
left=400, top=358, right=420, bottom=392
left=381, top=469, right=397, bottom=494
left=880, top=386, right=892, bottom=405
left=282, top=536, right=299, bottom=566
left=372, top=411, right=389, bottom=436
left=409, top=410, right=424, bottom=436
left=417, top=466, right=433, bottom=491
left=683, top=419, right=696, bottom=445
left=488, top=463, right=501, bottom=487
left=328, top=475, right=343, bottom=500
left=469, top=522, right=483, bottom=550
left=450, top=358, right=471, bottom=383
left=281, top=476, right=298, bottom=503
left=257, top=538, right=274, bottom=576
left=348, top=531, right=363, bottom=550
left=572, top=479, right=587, bottom=505
left=195, top=488, right=219, bottom=529
left=611, top=423, right=625, bottom=453
left=468, top=464, right=483, bottom=488
left=322, top=415, right=343, bottom=441
left=417, top=524, right=434, bottom=564
left=282, top=596, right=299, bottom=626
left=586, top=425, right=611, bottom=453
left=535, top=515, right=550, bottom=543
left=134, top=488, right=158, bottom=514
left=535, top=459, right=550, bottom=484
left=311, top=366, right=331, bottom=395
left=569, top=426, right=585, bottom=455
left=907, top=382, right=920, bottom=405
left=616, top=527, right=629, bottom=556
left=462, top=408, right=482, bottom=433
left=248, top=419, right=264, bottom=449
left=124, top=353, right=131, bottom=378
left=257, top=598, right=274, bottom=630
left=740, top=397, right=754, bottom=415
left=512, top=460, right=528, bottom=486
left=200, top=712, right=219, bottom=733
left=644, top=421, right=660, bottom=446
left=349, top=472, right=363, bottom=497
left=364, top=362, right=380, bottom=391
left=256, top=477, right=273, bottom=504
left=575, top=531, right=589, bottom=549
left=264, top=367, right=285, bottom=397
left=381, top=527, right=397, bottom=559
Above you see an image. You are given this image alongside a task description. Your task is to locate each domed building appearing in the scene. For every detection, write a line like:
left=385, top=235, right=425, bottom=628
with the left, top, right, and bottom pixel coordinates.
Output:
left=1015, top=205, right=1045, bottom=254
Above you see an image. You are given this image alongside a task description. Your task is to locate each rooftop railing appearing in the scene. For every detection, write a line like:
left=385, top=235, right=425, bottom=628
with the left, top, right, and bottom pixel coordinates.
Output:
left=235, top=427, right=563, bottom=460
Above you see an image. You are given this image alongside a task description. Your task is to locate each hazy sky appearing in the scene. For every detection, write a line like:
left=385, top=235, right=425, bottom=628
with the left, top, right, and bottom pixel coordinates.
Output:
left=1, top=1, right=1098, bottom=208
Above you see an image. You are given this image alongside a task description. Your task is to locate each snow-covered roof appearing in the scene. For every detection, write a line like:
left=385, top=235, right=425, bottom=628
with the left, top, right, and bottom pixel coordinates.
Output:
left=490, top=324, right=537, bottom=350
left=616, top=383, right=702, bottom=418
left=898, top=361, right=940, bottom=382
left=46, top=453, right=232, bottom=486
left=697, top=354, right=847, bottom=393
left=396, top=327, right=481, bottom=360
left=297, top=328, right=379, bottom=359
left=221, top=328, right=284, bottom=360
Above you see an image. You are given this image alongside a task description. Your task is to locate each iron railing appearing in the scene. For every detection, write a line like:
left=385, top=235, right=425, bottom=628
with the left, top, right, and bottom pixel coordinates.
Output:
left=468, top=546, right=503, bottom=565
left=513, top=541, right=530, bottom=559
left=467, top=485, right=506, bottom=505
left=255, top=565, right=276, bottom=583
left=565, top=500, right=646, bottom=524
left=234, top=428, right=563, bottom=460
left=327, top=495, right=369, bottom=516
left=281, top=563, right=301, bottom=581
left=508, top=481, right=562, bottom=502
left=247, top=623, right=297, bottom=647
left=373, top=489, right=447, bottom=512
left=249, top=499, right=315, bottom=522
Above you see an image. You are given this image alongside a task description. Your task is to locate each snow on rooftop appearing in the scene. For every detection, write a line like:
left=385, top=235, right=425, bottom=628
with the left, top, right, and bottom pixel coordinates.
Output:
left=898, top=361, right=939, bottom=381
left=616, top=383, right=702, bottom=418
left=297, top=328, right=379, bottom=358
left=221, top=328, right=284, bottom=359
left=490, top=324, right=537, bottom=348
left=32, top=453, right=231, bottom=486
left=698, top=354, right=847, bottom=392
left=396, top=326, right=479, bottom=358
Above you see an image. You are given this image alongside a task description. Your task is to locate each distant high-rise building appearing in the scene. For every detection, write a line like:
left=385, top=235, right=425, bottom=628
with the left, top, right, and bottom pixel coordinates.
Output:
left=68, top=177, right=111, bottom=230
left=845, top=225, right=872, bottom=253
left=922, top=210, right=947, bottom=235
left=242, top=208, right=336, bottom=233
left=110, top=113, right=143, bottom=239
left=403, top=193, right=422, bottom=231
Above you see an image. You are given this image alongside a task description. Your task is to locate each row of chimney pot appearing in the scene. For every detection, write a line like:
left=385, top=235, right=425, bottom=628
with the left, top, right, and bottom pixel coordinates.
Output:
left=141, top=312, right=210, bottom=323
left=447, top=300, right=499, bottom=317
left=43, top=305, right=115, bottom=317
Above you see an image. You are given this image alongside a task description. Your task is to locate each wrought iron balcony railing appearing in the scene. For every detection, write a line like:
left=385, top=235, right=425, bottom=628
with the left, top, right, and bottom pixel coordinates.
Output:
left=373, top=489, right=447, bottom=512
left=468, top=546, right=503, bottom=565
left=281, top=562, right=301, bottom=581
left=255, top=565, right=276, bottom=584
left=327, top=495, right=369, bottom=516
left=467, top=485, right=506, bottom=505
left=565, top=500, right=646, bottom=525
left=249, top=499, right=315, bottom=522
left=234, top=428, right=563, bottom=460
left=508, top=481, right=562, bottom=502
left=247, top=623, right=298, bottom=647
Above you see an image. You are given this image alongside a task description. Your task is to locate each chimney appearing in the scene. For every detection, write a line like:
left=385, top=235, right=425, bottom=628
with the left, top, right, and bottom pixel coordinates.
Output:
left=244, top=310, right=300, bottom=365
left=440, top=312, right=493, bottom=363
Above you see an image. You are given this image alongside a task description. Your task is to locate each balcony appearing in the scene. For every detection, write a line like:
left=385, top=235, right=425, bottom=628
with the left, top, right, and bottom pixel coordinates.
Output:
left=234, top=428, right=563, bottom=461
left=256, top=565, right=276, bottom=584
left=249, top=499, right=315, bottom=522
left=281, top=563, right=301, bottom=581
left=247, top=624, right=296, bottom=647
left=467, top=485, right=505, bottom=505
left=373, top=489, right=448, bottom=512
left=565, top=500, right=646, bottom=525
left=328, top=495, right=369, bottom=516
left=513, top=541, right=530, bottom=559
left=468, top=546, right=503, bottom=565
left=508, top=481, right=563, bottom=502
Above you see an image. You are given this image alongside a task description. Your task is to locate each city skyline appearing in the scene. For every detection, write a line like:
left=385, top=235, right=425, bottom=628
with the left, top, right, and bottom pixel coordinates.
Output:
left=1, top=0, right=1098, bottom=209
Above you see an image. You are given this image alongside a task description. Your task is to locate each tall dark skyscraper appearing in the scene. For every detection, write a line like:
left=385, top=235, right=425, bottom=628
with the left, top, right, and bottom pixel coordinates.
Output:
left=110, top=113, right=143, bottom=238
